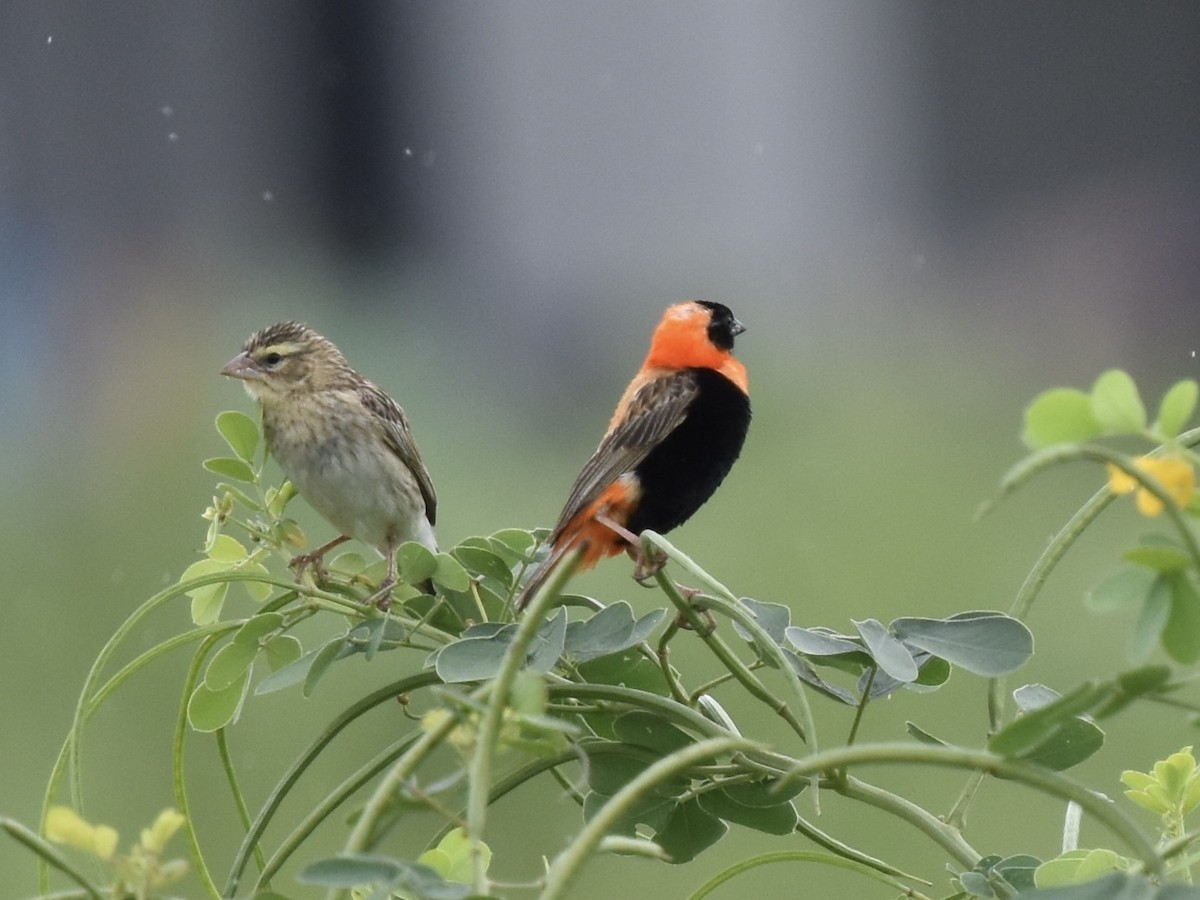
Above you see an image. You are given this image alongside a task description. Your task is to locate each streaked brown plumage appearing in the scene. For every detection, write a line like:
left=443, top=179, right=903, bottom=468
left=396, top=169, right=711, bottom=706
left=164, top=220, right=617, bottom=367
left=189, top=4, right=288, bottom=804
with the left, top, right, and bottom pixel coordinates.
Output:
left=221, top=321, right=436, bottom=605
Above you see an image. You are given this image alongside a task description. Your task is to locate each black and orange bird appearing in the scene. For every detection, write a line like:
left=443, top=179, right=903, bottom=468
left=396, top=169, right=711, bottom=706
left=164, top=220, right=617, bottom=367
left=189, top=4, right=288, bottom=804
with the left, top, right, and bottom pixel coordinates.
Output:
left=516, top=300, right=750, bottom=610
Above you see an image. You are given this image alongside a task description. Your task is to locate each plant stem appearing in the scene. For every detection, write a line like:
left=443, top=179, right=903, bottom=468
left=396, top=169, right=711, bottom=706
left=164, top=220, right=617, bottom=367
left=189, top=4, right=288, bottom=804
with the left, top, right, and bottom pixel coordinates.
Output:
left=787, top=743, right=1163, bottom=878
left=465, top=551, right=583, bottom=894
left=538, top=736, right=752, bottom=900
left=174, top=634, right=226, bottom=898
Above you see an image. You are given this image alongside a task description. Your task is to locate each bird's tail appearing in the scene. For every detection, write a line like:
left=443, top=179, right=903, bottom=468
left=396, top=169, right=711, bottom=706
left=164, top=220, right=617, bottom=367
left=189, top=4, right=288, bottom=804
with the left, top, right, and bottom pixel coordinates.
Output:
left=514, top=540, right=586, bottom=611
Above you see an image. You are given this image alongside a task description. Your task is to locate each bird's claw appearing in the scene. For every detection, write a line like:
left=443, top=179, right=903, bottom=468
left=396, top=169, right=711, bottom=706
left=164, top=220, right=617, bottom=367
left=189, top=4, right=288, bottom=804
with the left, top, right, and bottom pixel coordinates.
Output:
left=288, top=552, right=329, bottom=585
left=367, top=577, right=396, bottom=611
left=631, top=545, right=668, bottom=584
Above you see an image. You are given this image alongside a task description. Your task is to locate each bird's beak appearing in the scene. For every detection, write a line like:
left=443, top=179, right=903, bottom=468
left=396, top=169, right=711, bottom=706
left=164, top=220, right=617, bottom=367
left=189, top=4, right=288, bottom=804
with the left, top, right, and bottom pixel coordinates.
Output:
left=220, top=351, right=261, bottom=381
left=730, top=317, right=746, bottom=337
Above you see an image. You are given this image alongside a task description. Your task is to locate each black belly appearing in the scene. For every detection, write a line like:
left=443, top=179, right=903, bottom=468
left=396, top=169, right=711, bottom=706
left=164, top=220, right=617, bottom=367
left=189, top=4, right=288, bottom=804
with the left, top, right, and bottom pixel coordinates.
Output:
left=625, top=368, right=751, bottom=536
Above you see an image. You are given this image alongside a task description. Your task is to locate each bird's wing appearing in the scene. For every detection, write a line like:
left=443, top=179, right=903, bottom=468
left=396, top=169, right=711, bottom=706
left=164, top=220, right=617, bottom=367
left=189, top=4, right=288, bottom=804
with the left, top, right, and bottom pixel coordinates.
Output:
left=549, top=370, right=698, bottom=541
left=359, top=382, right=439, bottom=526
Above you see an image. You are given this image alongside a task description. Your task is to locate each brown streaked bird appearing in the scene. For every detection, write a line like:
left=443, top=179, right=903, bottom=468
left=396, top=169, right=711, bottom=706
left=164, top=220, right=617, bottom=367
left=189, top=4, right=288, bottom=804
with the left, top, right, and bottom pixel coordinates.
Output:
left=516, top=300, right=750, bottom=610
left=221, top=322, right=437, bottom=606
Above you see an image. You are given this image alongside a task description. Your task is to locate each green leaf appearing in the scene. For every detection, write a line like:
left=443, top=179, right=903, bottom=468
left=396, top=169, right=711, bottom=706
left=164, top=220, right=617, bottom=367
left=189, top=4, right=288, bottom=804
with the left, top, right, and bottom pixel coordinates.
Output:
left=612, top=712, right=694, bottom=754
left=733, top=598, right=792, bottom=644
left=263, top=635, right=302, bottom=673
left=528, top=608, right=568, bottom=672
left=1088, top=566, right=1157, bottom=612
left=577, top=650, right=670, bottom=695
left=697, top=789, right=797, bottom=836
left=203, top=456, right=257, bottom=484
left=586, top=748, right=687, bottom=799
left=988, top=682, right=1109, bottom=758
left=297, top=854, right=472, bottom=898
left=188, top=669, right=250, bottom=732
left=239, top=561, right=273, bottom=602
left=255, top=644, right=321, bottom=695
left=1016, top=716, right=1104, bottom=771
left=298, top=855, right=403, bottom=886
left=784, top=626, right=867, bottom=658
left=914, top=655, right=951, bottom=687
left=416, top=827, right=487, bottom=884
left=892, top=612, right=1033, bottom=676
left=906, top=721, right=947, bottom=746
left=1131, top=576, right=1172, bottom=661
left=1012, top=683, right=1061, bottom=712
left=1124, top=541, right=1191, bottom=573
left=583, top=790, right=676, bottom=837
left=992, top=854, right=1041, bottom=892
left=303, top=638, right=346, bottom=697
left=180, top=558, right=232, bottom=625
left=216, top=410, right=259, bottom=462
left=208, top=534, right=248, bottom=562
left=720, top=777, right=806, bottom=808
left=1033, top=859, right=1135, bottom=893
left=205, top=640, right=258, bottom=690
left=432, top=552, right=471, bottom=592
left=1163, top=573, right=1200, bottom=664
left=1091, top=369, right=1146, bottom=434
left=327, top=551, right=367, bottom=577
left=1155, top=379, right=1198, bottom=438
left=434, top=611, right=566, bottom=683
left=489, top=528, right=539, bottom=559
left=216, top=482, right=261, bottom=511
left=1022, top=388, right=1101, bottom=448
left=564, top=603, right=666, bottom=662
left=654, top=797, right=728, bottom=864
left=453, top=543, right=515, bottom=588
left=1093, top=665, right=1173, bottom=720
left=853, top=618, right=918, bottom=682
left=782, top=649, right=858, bottom=705
left=396, top=542, right=438, bottom=585
left=234, top=612, right=284, bottom=646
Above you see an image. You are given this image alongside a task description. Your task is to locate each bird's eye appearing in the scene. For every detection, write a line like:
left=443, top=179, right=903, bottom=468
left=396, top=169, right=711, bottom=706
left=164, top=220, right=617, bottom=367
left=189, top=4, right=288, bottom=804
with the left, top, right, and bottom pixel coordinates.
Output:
left=263, top=351, right=283, bottom=367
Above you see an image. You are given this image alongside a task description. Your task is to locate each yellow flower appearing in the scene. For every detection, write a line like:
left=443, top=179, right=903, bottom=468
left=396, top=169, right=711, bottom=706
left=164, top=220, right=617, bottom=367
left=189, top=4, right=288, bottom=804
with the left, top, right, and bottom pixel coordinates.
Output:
left=1106, top=455, right=1195, bottom=516
left=45, top=806, right=119, bottom=860
left=139, top=808, right=186, bottom=855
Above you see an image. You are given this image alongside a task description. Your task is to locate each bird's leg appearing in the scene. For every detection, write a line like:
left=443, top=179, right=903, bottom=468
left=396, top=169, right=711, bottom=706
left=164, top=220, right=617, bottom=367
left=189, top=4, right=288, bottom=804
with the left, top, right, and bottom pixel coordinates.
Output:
left=289, top=535, right=350, bottom=584
left=594, top=513, right=668, bottom=584
left=591, top=517, right=711, bottom=631
left=367, top=544, right=399, bottom=611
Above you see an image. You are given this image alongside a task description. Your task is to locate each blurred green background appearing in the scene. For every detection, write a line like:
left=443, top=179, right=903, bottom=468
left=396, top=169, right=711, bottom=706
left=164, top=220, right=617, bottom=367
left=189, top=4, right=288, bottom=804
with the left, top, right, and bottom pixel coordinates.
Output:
left=3, top=3, right=1199, bottom=897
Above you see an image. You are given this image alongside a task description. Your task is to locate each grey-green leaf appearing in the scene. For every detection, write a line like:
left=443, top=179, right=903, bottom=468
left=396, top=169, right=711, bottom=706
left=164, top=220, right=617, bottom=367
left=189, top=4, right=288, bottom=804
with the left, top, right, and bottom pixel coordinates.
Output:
left=612, top=711, right=694, bottom=755
left=564, top=603, right=665, bottom=662
left=854, top=618, right=918, bottom=682
left=733, top=598, right=792, bottom=644
left=654, top=797, right=728, bottom=864
left=892, top=612, right=1032, bottom=676
left=697, top=789, right=797, bottom=835
left=1163, top=573, right=1200, bottom=664
left=1088, top=566, right=1157, bottom=612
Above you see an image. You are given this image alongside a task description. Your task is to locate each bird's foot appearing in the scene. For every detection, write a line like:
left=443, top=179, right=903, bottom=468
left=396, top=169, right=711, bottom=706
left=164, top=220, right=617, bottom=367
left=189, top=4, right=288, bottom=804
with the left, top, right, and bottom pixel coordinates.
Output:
left=632, top=546, right=669, bottom=584
left=289, top=551, right=330, bottom=585
left=366, top=576, right=396, bottom=611
left=288, top=535, right=350, bottom=586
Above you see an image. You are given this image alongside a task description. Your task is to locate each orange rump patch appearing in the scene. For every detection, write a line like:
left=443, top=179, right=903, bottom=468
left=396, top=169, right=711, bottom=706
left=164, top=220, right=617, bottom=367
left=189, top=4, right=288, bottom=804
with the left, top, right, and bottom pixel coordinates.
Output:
left=557, top=478, right=640, bottom=571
